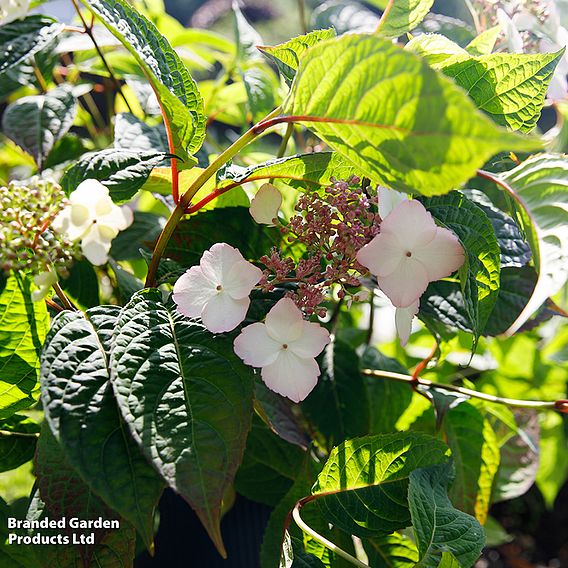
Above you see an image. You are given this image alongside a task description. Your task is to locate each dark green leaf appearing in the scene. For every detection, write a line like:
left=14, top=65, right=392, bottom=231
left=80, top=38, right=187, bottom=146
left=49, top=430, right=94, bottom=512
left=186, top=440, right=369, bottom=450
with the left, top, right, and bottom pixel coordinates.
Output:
left=283, top=34, right=536, bottom=195
left=110, top=211, right=165, bottom=260
left=409, top=461, right=485, bottom=568
left=0, top=274, right=49, bottom=420
left=302, top=339, right=370, bottom=446
left=2, top=85, right=77, bottom=169
left=364, top=533, right=419, bottom=568
left=259, top=29, right=336, bottom=84
left=312, top=433, right=449, bottom=537
left=110, top=289, right=255, bottom=556
left=109, top=260, right=144, bottom=302
left=42, top=134, right=87, bottom=170
left=82, top=0, right=205, bottom=160
left=60, top=259, right=100, bottom=309
left=0, top=497, right=40, bottom=567
left=40, top=307, right=164, bottom=549
left=114, top=112, right=168, bottom=153
left=0, top=414, right=39, bottom=472
left=61, top=148, right=169, bottom=202
left=0, top=15, right=63, bottom=76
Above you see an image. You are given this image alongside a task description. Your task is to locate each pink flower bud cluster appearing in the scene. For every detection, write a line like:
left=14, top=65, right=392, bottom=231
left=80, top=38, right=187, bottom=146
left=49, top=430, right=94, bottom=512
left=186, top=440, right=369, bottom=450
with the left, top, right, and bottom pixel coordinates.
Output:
left=259, top=176, right=381, bottom=316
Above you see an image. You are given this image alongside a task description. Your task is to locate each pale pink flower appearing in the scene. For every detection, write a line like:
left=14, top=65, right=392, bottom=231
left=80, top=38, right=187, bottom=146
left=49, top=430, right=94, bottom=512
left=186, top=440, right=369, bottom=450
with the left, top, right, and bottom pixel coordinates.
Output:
left=233, top=298, right=330, bottom=402
left=173, top=243, right=263, bottom=333
left=395, top=300, right=420, bottom=347
left=249, top=183, right=282, bottom=225
left=356, top=200, right=465, bottom=308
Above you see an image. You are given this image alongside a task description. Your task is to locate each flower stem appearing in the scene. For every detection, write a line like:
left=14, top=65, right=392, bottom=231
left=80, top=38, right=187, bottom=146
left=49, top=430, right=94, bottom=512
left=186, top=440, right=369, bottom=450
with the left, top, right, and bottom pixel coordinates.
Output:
left=52, top=282, right=77, bottom=311
left=297, top=0, right=308, bottom=34
left=360, top=368, right=564, bottom=411
left=375, top=0, right=395, bottom=34
left=145, top=107, right=284, bottom=287
left=0, top=429, right=39, bottom=438
left=293, top=499, right=369, bottom=568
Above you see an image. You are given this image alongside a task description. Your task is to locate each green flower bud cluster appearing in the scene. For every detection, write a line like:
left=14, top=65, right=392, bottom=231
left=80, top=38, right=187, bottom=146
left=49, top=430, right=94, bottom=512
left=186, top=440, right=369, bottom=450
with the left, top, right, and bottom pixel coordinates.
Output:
left=0, top=178, right=79, bottom=276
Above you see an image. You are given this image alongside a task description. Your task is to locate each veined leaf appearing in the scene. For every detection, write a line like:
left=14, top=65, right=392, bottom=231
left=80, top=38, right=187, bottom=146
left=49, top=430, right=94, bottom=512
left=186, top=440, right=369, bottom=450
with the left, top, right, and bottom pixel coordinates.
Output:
left=110, top=289, right=255, bottom=557
left=0, top=274, right=49, bottom=420
left=497, top=154, right=568, bottom=334
left=374, top=0, right=435, bottom=38
left=114, top=112, right=168, bottom=152
left=40, top=307, right=164, bottom=550
left=0, top=414, right=40, bottom=473
left=466, top=25, right=501, bottom=56
left=312, top=433, right=449, bottom=537
left=283, top=34, right=537, bottom=195
left=81, top=0, right=205, bottom=160
left=405, top=33, right=467, bottom=66
left=61, top=148, right=170, bottom=202
left=0, top=15, right=63, bottom=76
left=364, top=533, right=419, bottom=568
left=259, top=28, right=336, bottom=84
left=422, top=191, right=500, bottom=342
left=2, top=85, right=77, bottom=169
left=409, top=461, right=485, bottom=568
left=441, top=50, right=565, bottom=132
left=241, top=64, right=279, bottom=122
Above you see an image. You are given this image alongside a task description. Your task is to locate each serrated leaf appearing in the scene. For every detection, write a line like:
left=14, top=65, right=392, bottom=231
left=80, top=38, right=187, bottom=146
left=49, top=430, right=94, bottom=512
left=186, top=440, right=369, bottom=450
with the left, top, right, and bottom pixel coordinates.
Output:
left=114, top=112, right=168, bottom=152
left=61, top=148, right=169, bottom=202
left=441, top=50, right=565, bottom=132
left=497, top=154, right=568, bottom=334
left=364, top=533, right=419, bottom=568
left=374, top=0, right=435, bottom=38
left=443, top=403, right=500, bottom=524
left=110, top=288, right=255, bottom=556
left=302, top=339, right=370, bottom=446
left=259, top=29, right=336, bottom=84
left=2, top=85, right=77, bottom=169
left=312, top=433, right=449, bottom=537
left=82, top=0, right=205, bottom=160
left=0, top=274, right=49, bottom=420
left=283, top=34, right=536, bottom=195
left=409, top=461, right=485, bottom=568
left=40, top=307, right=164, bottom=549
left=0, top=414, right=39, bottom=472
left=422, top=191, right=501, bottom=341
left=0, top=15, right=63, bottom=76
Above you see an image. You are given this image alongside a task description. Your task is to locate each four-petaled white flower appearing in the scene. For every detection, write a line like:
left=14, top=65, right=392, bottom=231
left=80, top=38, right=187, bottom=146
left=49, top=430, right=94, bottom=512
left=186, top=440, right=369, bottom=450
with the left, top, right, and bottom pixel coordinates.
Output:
left=233, top=298, right=330, bottom=402
left=0, top=0, right=29, bottom=26
left=31, top=267, right=58, bottom=302
left=357, top=200, right=465, bottom=309
left=52, top=179, right=133, bottom=266
left=173, top=243, right=263, bottom=333
left=249, top=183, right=282, bottom=225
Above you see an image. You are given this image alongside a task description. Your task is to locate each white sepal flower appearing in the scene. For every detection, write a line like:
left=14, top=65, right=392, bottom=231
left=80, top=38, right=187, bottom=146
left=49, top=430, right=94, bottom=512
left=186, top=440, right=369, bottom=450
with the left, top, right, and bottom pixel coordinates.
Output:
left=173, top=243, right=263, bottom=333
left=249, top=183, right=282, bottom=225
left=0, top=0, right=29, bottom=26
left=395, top=299, right=419, bottom=347
left=356, top=200, right=465, bottom=308
left=31, top=267, right=58, bottom=302
left=233, top=298, right=330, bottom=402
left=378, top=186, right=408, bottom=219
left=52, top=179, right=133, bottom=266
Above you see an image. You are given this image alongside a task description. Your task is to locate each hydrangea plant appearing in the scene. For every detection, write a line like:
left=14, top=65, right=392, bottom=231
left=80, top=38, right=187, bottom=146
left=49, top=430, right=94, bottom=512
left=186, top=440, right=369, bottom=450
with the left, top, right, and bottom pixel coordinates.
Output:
left=1, top=0, right=568, bottom=566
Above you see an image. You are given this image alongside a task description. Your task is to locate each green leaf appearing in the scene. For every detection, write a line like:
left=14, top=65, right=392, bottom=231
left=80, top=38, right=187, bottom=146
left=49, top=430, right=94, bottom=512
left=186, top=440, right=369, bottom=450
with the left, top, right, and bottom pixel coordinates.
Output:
left=61, top=148, right=169, bottom=203
left=0, top=274, right=49, bottom=420
left=312, top=1, right=380, bottom=34
left=359, top=346, right=413, bottom=434
left=312, top=433, right=449, bottom=537
left=40, top=307, right=164, bottom=549
left=497, top=154, right=568, bottom=334
left=442, top=403, right=500, bottom=524
left=110, top=289, right=255, bottom=556
left=283, top=34, right=536, bottom=195
left=108, top=260, right=144, bottom=302
left=302, top=339, right=370, bottom=446
left=242, top=64, right=279, bottom=122
left=0, top=415, right=39, bottom=473
left=1, top=85, right=77, bottom=169
left=409, top=461, right=485, bottom=567
left=259, top=29, right=336, bottom=84
left=441, top=50, right=565, bottom=132
left=465, top=25, right=501, bottom=56
left=422, top=191, right=500, bottom=341
left=235, top=415, right=306, bottom=506
left=375, top=0, right=435, bottom=38
left=364, top=533, right=419, bottom=568
left=405, top=33, right=467, bottom=66
left=0, top=15, right=63, bottom=76
left=60, top=259, right=100, bottom=309
left=164, top=207, right=279, bottom=268
left=0, top=497, right=40, bottom=568
left=110, top=211, right=165, bottom=260
left=82, top=0, right=205, bottom=160
left=34, top=423, right=136, bottom=567
left=114, top=112, right=168, bottom=152
left=233, top=1, right=263, bottom=63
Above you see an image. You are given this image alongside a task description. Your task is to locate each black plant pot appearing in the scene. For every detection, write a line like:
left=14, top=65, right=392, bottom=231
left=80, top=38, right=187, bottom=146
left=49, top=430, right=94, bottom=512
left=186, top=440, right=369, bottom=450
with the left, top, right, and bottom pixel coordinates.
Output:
left=135, top=490, right=273, bottom=568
